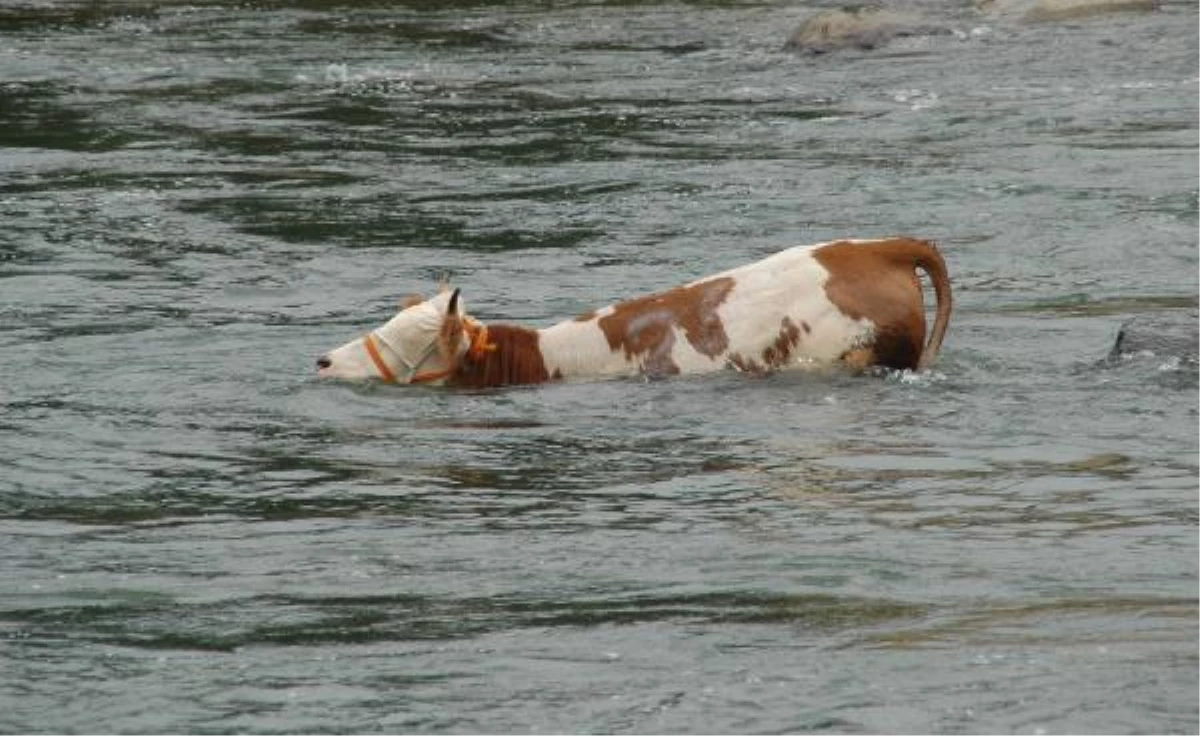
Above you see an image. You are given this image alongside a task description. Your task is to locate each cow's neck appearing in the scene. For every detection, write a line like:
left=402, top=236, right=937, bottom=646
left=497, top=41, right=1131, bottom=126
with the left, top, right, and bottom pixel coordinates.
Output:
left=446, top=315, right=641, bottom=388
left=447, top=323, right=553, bottom=388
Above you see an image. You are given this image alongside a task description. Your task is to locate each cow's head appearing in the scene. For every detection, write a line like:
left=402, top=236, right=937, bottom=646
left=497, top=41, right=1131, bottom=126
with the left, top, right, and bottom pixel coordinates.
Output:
left=316, top=288, right=471, bottom=384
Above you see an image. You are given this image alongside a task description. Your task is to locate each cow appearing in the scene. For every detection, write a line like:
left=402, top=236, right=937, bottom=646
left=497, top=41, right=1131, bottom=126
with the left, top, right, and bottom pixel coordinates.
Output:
left=315, top=237, right=952, bottom=388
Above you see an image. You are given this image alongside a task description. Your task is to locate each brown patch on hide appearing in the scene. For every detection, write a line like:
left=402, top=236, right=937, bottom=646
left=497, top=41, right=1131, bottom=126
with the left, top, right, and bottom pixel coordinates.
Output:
left=449, top=324, right=552, bottom=388
left=401, top=294, right=425, bottom=310
left=727, top=352, right=765, bottom=374
left=813, top=238, right=952, bottom=370
left=597, top=277, right=735, bottom=376
left=762, top=316, right=803, bottom=368
left=726, top=317, right=803, bottom=374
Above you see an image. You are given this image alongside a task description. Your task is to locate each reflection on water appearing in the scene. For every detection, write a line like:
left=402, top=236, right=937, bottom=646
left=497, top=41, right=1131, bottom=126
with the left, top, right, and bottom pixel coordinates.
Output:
left=6, top=588, right=932, bottom=652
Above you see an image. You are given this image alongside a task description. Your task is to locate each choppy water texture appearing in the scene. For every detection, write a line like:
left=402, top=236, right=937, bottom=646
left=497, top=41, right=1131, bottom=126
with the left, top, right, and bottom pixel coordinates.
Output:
left=1, top=1, right=1197, bottom=733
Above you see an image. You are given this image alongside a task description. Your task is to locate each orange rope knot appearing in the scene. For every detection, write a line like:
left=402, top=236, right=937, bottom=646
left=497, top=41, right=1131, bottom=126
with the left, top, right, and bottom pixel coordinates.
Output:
left=464, top=318, right=497, bottom=361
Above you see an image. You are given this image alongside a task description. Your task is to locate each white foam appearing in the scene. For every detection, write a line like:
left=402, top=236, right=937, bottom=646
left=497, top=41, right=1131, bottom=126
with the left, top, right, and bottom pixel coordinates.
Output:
left=886, top=368, right=948, bottom=384
left=891, top=88, right=940, bottom=111
left=292, top=62, right=420, bottom=90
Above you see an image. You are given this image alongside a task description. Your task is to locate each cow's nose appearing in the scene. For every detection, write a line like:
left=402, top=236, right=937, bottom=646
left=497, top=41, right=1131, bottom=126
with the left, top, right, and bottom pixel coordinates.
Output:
left=316, top=355, right=332, bottom=371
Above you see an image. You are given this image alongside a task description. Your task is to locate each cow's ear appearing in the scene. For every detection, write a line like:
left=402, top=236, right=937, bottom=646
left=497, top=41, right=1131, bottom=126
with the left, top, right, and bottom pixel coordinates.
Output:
left=439, top=288, right=465, bottom=359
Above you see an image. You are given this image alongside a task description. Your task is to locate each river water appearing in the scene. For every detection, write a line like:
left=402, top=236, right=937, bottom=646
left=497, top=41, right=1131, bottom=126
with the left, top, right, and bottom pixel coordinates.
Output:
left=1, top=1, right=1197, bottom=733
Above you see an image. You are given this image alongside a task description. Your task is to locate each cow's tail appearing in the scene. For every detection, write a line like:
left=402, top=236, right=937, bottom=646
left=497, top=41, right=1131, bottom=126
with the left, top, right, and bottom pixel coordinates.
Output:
left=878, top=238, right=952, bottom=370
left=904, top=239, right=952, bottom=371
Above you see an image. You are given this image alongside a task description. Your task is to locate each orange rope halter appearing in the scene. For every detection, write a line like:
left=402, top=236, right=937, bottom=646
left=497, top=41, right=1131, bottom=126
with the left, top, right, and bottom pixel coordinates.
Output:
left=463, top=318, right=497, bottom=363
left=363, top=332, right=399, bottom=384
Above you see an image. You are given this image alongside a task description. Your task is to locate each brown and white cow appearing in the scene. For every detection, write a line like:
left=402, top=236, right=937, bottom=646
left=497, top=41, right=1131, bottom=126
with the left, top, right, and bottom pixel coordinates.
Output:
left=315, top=237, right=952, bottom=388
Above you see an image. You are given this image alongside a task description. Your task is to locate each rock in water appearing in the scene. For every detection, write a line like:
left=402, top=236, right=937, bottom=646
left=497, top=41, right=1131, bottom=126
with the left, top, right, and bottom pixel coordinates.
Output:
left=1105, top=310, right=1199, bottom=364
left=978, top=0, right=1160, bottom=23
left=784, top=8, right=947, bottom=54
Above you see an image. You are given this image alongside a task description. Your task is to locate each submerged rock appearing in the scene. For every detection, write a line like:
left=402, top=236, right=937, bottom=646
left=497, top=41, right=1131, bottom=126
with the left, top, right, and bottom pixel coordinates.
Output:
left=784, top=8, right=949, bottom=54
left=979, top=0, right=1160, bottom=23
left=1104, top=310, right=1199, bottom=365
